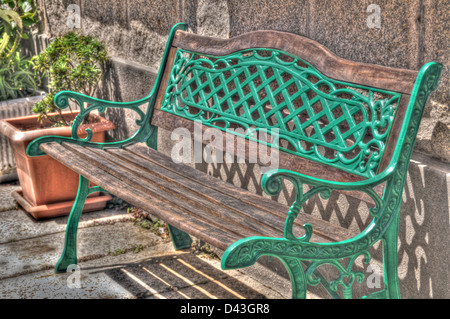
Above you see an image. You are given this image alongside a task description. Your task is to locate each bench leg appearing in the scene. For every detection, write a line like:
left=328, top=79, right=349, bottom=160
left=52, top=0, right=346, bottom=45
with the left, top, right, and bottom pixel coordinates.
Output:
left=55, top=175, right=90, bottom=273
left=279, top=256, right=308, bottom=299
left=167, top=224, right=193, bottom=250
left=363, top=212, right=401, bottom=299
left=382, top=214, right=401, bottom=299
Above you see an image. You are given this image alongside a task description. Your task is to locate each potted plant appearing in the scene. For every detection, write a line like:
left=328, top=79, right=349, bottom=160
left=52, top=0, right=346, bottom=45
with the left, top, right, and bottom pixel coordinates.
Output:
left=0, top=2, right=44, bottom=182
left=0, top=30, right=115, bottom=219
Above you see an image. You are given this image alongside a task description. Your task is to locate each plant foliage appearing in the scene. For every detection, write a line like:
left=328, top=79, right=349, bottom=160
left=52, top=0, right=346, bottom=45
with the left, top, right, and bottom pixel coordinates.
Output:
left=0, top=1, right=39, bottom=101
left=0, top=51, right=35, bottom=100
left=1, top=0, right=38, bottom=27
left=32, top=32, right=109, bottom=125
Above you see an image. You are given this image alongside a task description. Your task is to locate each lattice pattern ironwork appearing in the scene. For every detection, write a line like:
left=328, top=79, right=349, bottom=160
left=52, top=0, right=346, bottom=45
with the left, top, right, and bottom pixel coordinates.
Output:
left=160, top=48, right=401, bottom=178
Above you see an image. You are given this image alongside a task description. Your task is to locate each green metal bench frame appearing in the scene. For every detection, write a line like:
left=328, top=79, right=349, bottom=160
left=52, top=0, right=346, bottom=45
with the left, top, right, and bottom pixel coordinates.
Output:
left=27, top=23, right=442, bottom=299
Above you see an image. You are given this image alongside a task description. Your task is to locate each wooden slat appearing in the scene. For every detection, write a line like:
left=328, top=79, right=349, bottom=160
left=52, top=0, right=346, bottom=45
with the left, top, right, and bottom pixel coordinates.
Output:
left=99, top=148, right=291, bottom=235
left=124, top=143, right=359, bottom=242
left=82, top=144, right=348, bottom=244
left=173, top=30, right=418, bottom=94
left=154, top=47, right=178, bottom=111
left=40, top=141, right=357, bottom=244
left=151, top=109, right=364, bottom=184
left=61, top=143, right=279, bottom=240
left=39, top=142, right=241, bottom=251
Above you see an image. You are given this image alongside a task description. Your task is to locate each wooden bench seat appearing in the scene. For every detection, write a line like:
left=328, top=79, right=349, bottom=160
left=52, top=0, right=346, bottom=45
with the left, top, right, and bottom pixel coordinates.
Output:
left=26, top=23, right=442, bottom=299
left=41, top=141, right=357, bottom=250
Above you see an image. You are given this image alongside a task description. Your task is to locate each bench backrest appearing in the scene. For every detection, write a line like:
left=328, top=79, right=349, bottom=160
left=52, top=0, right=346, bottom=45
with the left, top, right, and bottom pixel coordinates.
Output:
left=151, top=25, right=421, bottom=182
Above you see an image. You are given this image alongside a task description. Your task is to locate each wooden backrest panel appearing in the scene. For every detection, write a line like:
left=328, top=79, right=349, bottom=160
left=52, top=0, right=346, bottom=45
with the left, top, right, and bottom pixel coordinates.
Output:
left=172, top=31, right=418, bottom=94
left=152, top=30, right=420, bottom=180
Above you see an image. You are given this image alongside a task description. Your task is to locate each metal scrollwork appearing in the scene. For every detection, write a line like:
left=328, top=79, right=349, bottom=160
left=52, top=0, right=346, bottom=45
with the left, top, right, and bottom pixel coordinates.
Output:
left=305, top=250, right=371, bottom=299
left=26, top=91, right=155, bottom=157
left=161, top=48, right=401, bottom=178
left=221, top=62, right=442, bottom=299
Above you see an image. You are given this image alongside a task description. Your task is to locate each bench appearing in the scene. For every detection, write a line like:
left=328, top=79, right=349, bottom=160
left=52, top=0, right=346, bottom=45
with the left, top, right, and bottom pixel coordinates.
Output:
left=26, top=23, right=442, bottom=299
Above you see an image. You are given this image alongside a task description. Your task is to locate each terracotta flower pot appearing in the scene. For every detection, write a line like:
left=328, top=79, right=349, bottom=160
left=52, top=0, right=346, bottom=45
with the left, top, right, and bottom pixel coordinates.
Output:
left=0, top=110, right=116, bottom=219
left=0, top=93, right=46, bottom=183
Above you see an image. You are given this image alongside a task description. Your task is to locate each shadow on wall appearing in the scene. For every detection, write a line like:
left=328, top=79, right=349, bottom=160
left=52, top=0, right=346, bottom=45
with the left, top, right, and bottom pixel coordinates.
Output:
left=97, top=59, right=131, bottom=143
left=195, top=154, right=449, bottom=299
left=399, top=154, right=449, bottom=299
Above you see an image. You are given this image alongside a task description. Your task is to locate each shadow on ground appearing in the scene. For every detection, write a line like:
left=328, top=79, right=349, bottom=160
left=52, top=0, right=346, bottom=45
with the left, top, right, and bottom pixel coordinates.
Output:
left=87, top=252, right=266, bottom=299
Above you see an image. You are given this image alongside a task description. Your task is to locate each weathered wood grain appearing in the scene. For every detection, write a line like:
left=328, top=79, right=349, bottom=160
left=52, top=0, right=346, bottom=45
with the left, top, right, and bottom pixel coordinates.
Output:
left=150, top=109, right=364, bottom=183
left=125, top=143, right=358, bottom=242
left=154, top=47, right=178, bottom=111
left=40, top=142, right=241, bottom=250
left=173, top=30, right=418, bottom=94
left=40, top=141, right=358, bottom=244
left=61, top=143, right=275, bottom=240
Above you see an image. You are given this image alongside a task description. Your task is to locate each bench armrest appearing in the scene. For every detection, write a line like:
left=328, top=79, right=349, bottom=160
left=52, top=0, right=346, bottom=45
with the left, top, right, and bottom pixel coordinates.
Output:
left=27, top=22, right=190, bottom=157
left=57, top=90, right=155, bottom=141
left=262, top=167, right=393, bottom=193
left=261, top=167, right=393, bottom=241
left=26, top=90, right=157, bottom=157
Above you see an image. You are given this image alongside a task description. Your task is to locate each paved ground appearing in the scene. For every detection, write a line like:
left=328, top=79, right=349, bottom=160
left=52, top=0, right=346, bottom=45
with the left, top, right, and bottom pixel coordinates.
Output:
left=0, top=183, right=303, bottom=300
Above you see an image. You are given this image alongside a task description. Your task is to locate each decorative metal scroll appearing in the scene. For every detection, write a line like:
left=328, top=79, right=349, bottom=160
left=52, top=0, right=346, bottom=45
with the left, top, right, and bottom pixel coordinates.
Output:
left=160, top=48, right=401, bottom=178
left=220, top=62, right=442, bottom=299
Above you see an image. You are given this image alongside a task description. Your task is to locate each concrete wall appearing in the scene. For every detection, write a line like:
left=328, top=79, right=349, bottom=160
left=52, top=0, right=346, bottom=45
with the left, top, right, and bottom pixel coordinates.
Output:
left=38, top=0, right=450, bottom=164
left=37, top=0, right=449, bottom=298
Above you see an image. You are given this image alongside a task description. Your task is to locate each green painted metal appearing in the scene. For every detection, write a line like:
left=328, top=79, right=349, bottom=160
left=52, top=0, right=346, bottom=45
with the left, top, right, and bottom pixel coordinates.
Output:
left=26, top=22, right=189, bottom=157
left=167, top=224, right=194, bottom=250
left=26, top=23, right=190, bottom=273
left=221, top=61, right=442, bottom=298
left=25, top=22, right=442, bottom=298
left=160, top=48, right=402, bottom=178
left=55, top=175, right=109, bottom=273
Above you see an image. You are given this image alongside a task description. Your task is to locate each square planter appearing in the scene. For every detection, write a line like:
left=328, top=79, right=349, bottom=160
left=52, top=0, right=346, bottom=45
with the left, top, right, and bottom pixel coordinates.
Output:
left=0, top=93, right=46, bottom=183
left=0, top=110, right=116, bottom=219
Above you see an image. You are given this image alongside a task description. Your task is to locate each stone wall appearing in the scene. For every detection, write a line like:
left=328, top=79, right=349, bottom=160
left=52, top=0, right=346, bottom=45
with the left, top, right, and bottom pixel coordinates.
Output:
left=38, top=0, right=450, bottom=163
left=36, top=0, right=449, bottom=298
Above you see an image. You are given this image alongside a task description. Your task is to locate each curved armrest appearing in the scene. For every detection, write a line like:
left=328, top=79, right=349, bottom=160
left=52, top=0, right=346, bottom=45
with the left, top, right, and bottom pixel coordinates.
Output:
left=27, top=23, right=190, bottom=158
left=262, top=166, right=394, bottom=194
left=55, top=90, right=153, bottom=110
left=261, top=167, right=395, bottom=241
left=55, top=90, right=155, bottom=139
left=26, top=90, right=156, bottom=157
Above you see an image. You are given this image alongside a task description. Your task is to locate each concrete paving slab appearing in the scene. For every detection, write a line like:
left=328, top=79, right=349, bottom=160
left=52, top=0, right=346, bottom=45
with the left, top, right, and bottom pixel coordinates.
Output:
left=0, top=267, right=134, bottom=299
left=0, top=207, right=134, bottom=244
left=0, top=242, right=176, bottom=299
left=0, top=245, right=285, bottom=299
left=0, top=220, right=165, bottom=280
left=0, top=185, right=20, bottom=213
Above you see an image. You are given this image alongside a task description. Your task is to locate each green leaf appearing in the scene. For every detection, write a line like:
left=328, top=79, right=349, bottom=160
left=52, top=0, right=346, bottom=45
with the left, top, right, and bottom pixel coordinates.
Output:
left=22, top=19, right=34, bottom=27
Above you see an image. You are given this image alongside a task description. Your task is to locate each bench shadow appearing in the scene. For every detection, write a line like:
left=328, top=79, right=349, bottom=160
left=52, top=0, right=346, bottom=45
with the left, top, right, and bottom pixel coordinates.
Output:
left=86, top=252, right=267, bottom=299
left=194, top=154, right=449, bottom=299
left=97, top=59, right=131, bottom=143
left=397, top=155, right=450, bottom=299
